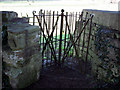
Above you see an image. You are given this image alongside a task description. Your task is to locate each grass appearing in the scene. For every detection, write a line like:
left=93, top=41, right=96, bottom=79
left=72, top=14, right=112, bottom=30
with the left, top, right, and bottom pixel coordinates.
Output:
left=41, top=33, right=74, bottom=61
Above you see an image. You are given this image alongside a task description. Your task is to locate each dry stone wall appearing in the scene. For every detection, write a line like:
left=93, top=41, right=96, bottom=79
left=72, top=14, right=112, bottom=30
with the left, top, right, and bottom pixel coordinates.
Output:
left=79, top=9, right=120, bottom=84
left=2, top=11, right=42, bottom=88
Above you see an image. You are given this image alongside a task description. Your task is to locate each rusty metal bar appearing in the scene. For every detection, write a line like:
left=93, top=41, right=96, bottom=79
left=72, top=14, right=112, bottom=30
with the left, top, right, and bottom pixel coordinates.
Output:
left=32, top=11, right=36, bottom=25
left=69, top=12, right=72, bottom=56
left=73, top=12, right=77, bottom=56
left=52, top=11, right=55, bottom=63
left=35, top=13, right=56, bottom=62
left=48, top=11, right=51, bottom=33
left=42, top=14, right=59, bottom=55
left=71, top=12, right=74, bottom=56
left=62, top=12, right=81, bottom=61
left=42, top=11, right=45, bottom=67
left=46, top=10, right=49, bottom=66
left=55, top=11, right=58, bottom=64
left=63, top=12, right=80, bottom=58
left=62, top=17, right=90, bottom=61
left=42, top=14, right=59, bottom=61
left=73, top=12, right=83, bottom=36
left=49, top=10, right=51, bottom=65
left=72, top=12, right=74, bottom=34
left=55, top=11, right=58, bottom=49
left=85, top=14, right=93, bottom=62
left=77, top=12, right=83, bottom=55
left=35, top=14, right=57, bottom=62
left=59, top=9, right=64, bottom=64
left=82, top=12, right=88, bottom=54
left=74, top=12, right=77, bottom=41
left=43, top=11, right=57, bottom=63
left=66, top=16, right=79, bottom=57
left=64, top=12, right=68, bottom=59
left=33, top=10, right=94, bottom=69
left=84, top=14, right=93, bottom=73
left=39, top=9, right=42, bottom=52
left=63, top=15, right=76, bottom=61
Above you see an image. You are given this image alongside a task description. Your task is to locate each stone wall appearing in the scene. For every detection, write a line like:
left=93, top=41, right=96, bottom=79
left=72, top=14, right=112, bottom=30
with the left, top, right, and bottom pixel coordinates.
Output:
left=2, top=11, right=42, bottom=88
left=79, top=9, right=120, bottom=84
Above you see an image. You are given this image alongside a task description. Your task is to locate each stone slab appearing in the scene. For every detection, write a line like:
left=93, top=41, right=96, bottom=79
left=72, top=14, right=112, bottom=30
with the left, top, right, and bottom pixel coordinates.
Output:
left=7, top=24, right=40, bottom=50
left=1, top=11, right=18, bottom=22
left=83, top=9, right=120, bottom=30
left=3, top=50, right=42, bottom=88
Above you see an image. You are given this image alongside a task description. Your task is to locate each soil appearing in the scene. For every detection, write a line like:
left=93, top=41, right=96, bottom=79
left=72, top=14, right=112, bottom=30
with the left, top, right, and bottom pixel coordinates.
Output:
left=23, top=64, right=97, bottom=89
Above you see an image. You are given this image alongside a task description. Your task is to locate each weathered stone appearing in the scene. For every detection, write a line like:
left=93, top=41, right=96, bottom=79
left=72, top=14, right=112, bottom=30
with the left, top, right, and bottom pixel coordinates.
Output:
left=110, top=39, right=120, bottom=49
left=83, top=9, right=120, bottom=31
left=7, top=24, right=40, bottom=50
left=76, top=11, right=120, bottom=84
left=2, top=11, right=42, bottom=88
left=1, top=11, right=18, bottom=22
left=3, top=50, right=42, bottom=88
left=3, top=45, right=41, bottom=67
left=9, top=17, right=29, bottom=24
left=97, top=67, right=108, bottom=81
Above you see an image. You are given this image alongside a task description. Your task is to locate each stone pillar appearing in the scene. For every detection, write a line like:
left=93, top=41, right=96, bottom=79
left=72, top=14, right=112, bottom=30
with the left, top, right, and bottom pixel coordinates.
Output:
left=2, top=11, right=42, bottom=88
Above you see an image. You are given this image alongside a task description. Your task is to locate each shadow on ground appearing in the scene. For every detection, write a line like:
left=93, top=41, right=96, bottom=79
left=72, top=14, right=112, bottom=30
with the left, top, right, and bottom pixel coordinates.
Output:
left=23, top=65, right=96, bottom=89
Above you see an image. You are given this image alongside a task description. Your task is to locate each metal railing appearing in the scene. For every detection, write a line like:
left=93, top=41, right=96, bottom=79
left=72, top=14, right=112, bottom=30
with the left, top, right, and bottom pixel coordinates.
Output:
left=32, top=9, right=94, bottom=72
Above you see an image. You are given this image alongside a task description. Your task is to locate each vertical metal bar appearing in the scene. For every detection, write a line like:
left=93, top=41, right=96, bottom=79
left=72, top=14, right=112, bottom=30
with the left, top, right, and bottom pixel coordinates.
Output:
left=71, top=12, right=75, bottom=56
left=68, top=12, right=71, bottom=56
left=72, top=12, right=74, bottom=34
left=42, top=10, right=45, bottom=67
left=49, top=11, right=51, bottom=63
left=82, top=12, right=88, bottom=54
left=35, top=14, right=57, bottom=64
left=39, top=9, right=42, bottom=52
left=64, top=12, right=68, bottom=59
left=85, top=15, right=93, bottom=73
left=73, top=12, right=77, bottom=56
left=55, top=11, right=58, bottom=64
left=74, top=12, right=77, bottom=41
left=68, top=12, right=70, bottom=41
left=52, top=11, right=55, bottom=63
left=62, top=18, right=90, bottom=61
left=42, top=11, right=58, bottom=64
left=49, top=10, right=51, bottom=64
left=59, top=9, right=64, bottom=64
left=48, top=11, right=51, bottom=33
left=65, top=16, right=79, bottom=57
left=78, top=12, right=83, bottom=56
left=41, top=12, right=59, bottom=60
left=49, top=10, right=51, bottom=65
left=32, top=11, right=36, bottom=25
left=46, top=10, right=49, bottom=66
left=26, top=13, right=29, bottom=23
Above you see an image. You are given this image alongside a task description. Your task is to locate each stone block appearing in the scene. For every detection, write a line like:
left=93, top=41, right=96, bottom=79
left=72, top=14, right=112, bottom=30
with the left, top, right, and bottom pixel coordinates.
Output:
left=7, top=24, right=40, bottom=50
left=1, top=11, right=18, bottom=22
left=97, top=67, right=108, bottom=81
left=3, top=50, right=42, bottom=88
left=83, top=9, right=120, bottom=30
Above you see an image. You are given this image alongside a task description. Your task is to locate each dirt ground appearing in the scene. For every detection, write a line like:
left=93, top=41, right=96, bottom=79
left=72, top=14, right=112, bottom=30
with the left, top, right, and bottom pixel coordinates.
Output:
left=22, top=57, right=120, bottom=89
left=23, top=64, right=97, bottom=88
